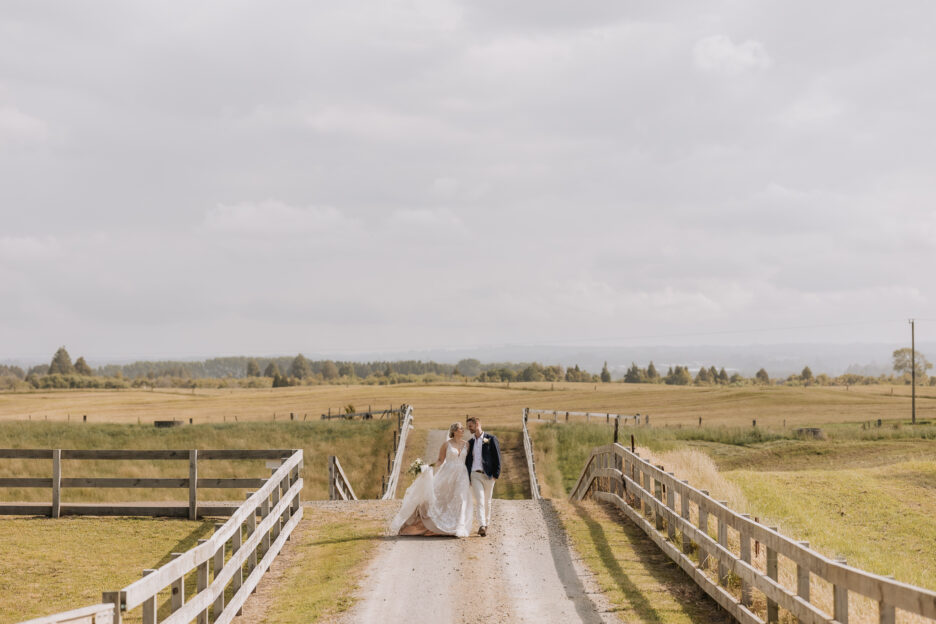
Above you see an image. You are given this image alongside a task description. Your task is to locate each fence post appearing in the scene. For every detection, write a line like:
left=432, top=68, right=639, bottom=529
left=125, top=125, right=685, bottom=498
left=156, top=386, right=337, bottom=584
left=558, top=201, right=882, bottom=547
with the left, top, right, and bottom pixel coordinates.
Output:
left=717, top=503, right=728, bottom=585
left=170, top=553, right=185, bottom=612
left=52, top=449, right=61, bottom=519
left=189, top=449, right=198, bottom=521
left=232, top=519, right=244, bottom=615
left=766, top=526, right=779, bottom=623
left=196, top=539, right=209, bottom=624
left=270, top=468, right=282, bottom=541
left=654, top=467, right=665, bottom=531
left=665, top=472, right=676, bottom=541
left=879, top=575, right=896, bottom=624
left=328, top=456, right=336, bottom=500
left=796, top=541, right=810, bottom=604
left=213, top=523, right=226, bottom=618
left=834, top=556, right=849, bottom=623
left=698, top=491, right=710, bottom=569
left=102, top=591, right=122, bottom=624
left=245, top=493, right=257, bottom=574
left=614, top=417, right=619, bottom=444
left=140, top=569, right=157, bottom=624
left=261, top=494, right=271, bottom=555
left=740, top=514, right=752, bottom=607
left=680, top=481, right=691, bottom=554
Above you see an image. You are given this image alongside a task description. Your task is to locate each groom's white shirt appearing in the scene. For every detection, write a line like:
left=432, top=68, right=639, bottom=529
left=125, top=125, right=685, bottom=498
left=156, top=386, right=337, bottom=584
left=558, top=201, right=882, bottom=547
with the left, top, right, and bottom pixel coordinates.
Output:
left=470, top=430, right=484, bottom=473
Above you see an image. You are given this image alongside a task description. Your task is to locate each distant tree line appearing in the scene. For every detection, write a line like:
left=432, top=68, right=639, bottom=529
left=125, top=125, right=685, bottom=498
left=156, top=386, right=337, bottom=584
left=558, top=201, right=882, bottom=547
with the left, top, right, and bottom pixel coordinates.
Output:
left=2, top=347, right=933, bottom=391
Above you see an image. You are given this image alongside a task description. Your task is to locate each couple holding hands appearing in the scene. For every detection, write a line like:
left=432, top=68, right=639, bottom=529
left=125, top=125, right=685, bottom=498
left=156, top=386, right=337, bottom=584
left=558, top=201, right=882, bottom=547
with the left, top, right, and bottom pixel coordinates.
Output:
left=390, top=416, right=501, bottom=538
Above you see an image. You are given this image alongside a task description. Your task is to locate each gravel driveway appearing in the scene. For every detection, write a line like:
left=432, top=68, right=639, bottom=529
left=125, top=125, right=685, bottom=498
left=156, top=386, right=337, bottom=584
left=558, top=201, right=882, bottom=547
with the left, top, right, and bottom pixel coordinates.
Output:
left=333, top=431, right=621, bottom=623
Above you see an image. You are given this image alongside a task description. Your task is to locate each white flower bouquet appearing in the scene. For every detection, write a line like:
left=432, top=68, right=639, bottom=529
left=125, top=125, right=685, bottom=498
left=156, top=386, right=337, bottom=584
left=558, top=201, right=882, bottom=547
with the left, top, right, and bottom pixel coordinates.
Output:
left=406, top=458, right=426, bottom=479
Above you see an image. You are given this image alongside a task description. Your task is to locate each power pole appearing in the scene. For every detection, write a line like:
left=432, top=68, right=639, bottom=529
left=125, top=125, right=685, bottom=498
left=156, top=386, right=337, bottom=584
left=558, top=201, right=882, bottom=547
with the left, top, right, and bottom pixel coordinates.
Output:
left=911, top=319, right=916, bottom=425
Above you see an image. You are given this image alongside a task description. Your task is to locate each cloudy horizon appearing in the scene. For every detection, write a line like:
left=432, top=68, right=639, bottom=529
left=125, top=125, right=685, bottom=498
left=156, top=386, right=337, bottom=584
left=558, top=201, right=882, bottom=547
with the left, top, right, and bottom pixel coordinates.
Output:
left=2, top=1, right=935, bottom=360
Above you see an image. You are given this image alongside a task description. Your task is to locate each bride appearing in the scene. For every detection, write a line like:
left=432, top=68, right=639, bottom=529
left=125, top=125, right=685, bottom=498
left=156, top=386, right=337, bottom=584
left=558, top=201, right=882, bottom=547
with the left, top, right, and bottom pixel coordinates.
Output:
left=390, top=422, right=473, bottom=537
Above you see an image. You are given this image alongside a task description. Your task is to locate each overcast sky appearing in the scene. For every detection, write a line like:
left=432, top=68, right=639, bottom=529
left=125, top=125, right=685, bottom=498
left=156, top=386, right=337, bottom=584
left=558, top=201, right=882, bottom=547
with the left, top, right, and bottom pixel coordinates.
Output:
left=1, top=1, right=934, bottom=361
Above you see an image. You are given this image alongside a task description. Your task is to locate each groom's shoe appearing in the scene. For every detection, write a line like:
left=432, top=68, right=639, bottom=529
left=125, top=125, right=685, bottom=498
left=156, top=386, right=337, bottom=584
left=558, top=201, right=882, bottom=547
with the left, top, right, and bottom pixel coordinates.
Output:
left=478, top=526, right=487, bottom=537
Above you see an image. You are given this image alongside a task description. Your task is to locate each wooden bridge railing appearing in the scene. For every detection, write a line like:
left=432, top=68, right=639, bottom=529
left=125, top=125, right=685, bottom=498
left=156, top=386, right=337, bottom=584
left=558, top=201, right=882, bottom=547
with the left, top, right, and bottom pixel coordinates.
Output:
left=20, top=603, right=116, bottom=624
left=0, top=448, right=294, bottom=519
left=328, top=455, right=357, bottom=501
left=570, top=443, right=936, bottom=624
left=326, top=403, right=414, bottom=501
left=17, top=449, right=303, bottom=624
left=521, top=408, right=541, bottom=500
left=380, top=404, right=413, bottom=500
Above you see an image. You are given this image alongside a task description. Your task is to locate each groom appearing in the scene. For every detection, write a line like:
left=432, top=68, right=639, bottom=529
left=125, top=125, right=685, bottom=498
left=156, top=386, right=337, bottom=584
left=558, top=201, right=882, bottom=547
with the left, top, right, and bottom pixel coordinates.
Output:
left=465, top=416, right=501, bottom=537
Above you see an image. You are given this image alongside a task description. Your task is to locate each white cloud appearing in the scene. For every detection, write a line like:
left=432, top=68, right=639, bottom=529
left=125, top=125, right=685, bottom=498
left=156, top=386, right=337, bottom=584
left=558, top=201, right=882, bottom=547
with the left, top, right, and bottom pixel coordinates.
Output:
left=693, top=35, right=771, bottom=74
left=0, top=105, right=49, bottom=143
left=204, top=201, right=359, bottom=237
left=0, top=236, right=61, bottom=262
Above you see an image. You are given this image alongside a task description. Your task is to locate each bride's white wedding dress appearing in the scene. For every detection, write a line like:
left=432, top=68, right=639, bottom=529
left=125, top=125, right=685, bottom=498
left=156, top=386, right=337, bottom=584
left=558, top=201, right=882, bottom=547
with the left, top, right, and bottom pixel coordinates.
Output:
left=390, top=439, right=473, bottom=537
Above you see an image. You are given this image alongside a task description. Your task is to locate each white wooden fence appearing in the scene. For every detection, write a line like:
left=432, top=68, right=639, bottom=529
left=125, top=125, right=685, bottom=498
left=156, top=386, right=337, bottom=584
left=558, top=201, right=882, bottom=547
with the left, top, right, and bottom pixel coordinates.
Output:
left=570, top=442, right=936, bottom=624
left=19, top=449, right=304, bottom=624
left=521, top=408, right=541, bottom=500
left=327, top=404, right=413, bottom=501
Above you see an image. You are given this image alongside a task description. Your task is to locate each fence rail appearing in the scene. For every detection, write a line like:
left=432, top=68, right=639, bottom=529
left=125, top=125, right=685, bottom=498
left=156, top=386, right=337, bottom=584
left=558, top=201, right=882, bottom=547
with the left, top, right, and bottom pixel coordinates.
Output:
left=526, top=408, right=646, bottom=426
left=570, top=442, right=936, bottom=624
left=521, top=409, right=541, bottom=500
left=20, top=603, right=115, bottom=624
left=328, top=455, right=357, bottom=501
left=321, top=406, right=405, bottom=420
left=381, top=405, right=413, bottom=500
left=17, top=449, right=303, bottom=624
left=0, top=448, right=294, bottom=519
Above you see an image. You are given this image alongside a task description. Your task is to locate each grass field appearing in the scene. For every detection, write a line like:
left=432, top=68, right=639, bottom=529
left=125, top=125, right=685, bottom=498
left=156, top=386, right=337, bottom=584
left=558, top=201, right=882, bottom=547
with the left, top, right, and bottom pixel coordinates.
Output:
left=0, top=516, right=213, bottom=624
left=2, top=382, right=934, bottom=430
left=3, top=383, right=934, bottom=623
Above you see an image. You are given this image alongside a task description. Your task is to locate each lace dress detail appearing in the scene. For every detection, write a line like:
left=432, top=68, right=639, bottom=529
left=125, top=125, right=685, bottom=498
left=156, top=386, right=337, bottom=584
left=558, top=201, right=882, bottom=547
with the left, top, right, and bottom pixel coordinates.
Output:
left=390, top=441, right=473, bottom=537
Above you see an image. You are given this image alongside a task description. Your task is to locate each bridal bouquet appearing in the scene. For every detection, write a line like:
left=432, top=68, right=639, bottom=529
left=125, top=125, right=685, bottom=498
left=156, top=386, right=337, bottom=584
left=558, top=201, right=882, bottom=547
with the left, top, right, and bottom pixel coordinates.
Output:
left=406, top=458, right=425, bottom=479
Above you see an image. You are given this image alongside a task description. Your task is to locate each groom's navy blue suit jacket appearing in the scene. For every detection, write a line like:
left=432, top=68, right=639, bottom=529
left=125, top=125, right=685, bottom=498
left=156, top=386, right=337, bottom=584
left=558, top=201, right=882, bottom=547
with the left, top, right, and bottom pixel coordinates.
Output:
left=465, top=433, right=501, bottom=479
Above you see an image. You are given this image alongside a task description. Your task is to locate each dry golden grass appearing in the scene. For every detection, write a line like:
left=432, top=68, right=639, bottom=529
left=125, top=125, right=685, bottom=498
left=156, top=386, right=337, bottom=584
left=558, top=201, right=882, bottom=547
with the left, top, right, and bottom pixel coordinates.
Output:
left=2, top=381, right=934, bottom=430
left=0, top=516, right=214, bottom=624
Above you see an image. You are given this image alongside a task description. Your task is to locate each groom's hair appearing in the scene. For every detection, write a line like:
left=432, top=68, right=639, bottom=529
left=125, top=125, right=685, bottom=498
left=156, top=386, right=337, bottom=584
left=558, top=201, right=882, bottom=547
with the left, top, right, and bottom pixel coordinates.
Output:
left=466, top=416, right=479, bottom=424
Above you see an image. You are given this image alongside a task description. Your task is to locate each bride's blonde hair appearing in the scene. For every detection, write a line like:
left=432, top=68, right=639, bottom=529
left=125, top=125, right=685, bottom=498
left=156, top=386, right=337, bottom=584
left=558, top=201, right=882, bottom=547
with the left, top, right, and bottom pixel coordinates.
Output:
left=448, top=422, right=463, bottom=439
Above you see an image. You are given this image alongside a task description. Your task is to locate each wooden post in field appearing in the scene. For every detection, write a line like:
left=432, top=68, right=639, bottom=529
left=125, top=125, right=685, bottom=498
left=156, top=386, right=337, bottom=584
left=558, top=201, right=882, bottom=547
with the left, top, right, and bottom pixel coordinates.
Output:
left=834, top=556, right=849, bottom=623
left=246, top=492, right=257, bottom=573
left=270, top=469, right=281, bottom=540
left=232, top=518, right=244, bottom=615
left=102, top=591, right=122, bottom=624
left=796, top=541, right=810, bottom=603
left=665, top=472, right=676, bottom=541
left=189, top=449, right=198, bottom=520
left=613, top=417, right=619, bottom=444
left=141, top=569, right=157, bottom=624
left=717, top=502, right=729, bottom=585
left=879, top=576, right=896, bottom=624
left=170, top=553, right=185, bottom=612
left=680, top=480, right=691, bottom=554
left=740, top=514, right=752, bottom=607
left=52, top=449, right=61, bottom=518
left=328, top=457, right=336, bottom=500
left=766, top=526, right=779, bottom=623
left=698, top=491, right=710, bottom=569
left=261, top=494, right=271, bottom=555
left=196, top=539, right=209, bottom=624
left=213, top=524, right=225, bottom=617
left=654, top=467, right=665, bottom=531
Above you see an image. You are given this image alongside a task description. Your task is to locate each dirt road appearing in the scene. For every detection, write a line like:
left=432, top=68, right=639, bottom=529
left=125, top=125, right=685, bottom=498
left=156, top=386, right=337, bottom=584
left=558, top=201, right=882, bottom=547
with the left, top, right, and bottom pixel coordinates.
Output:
left=333, top=431, right=620, bottom=623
